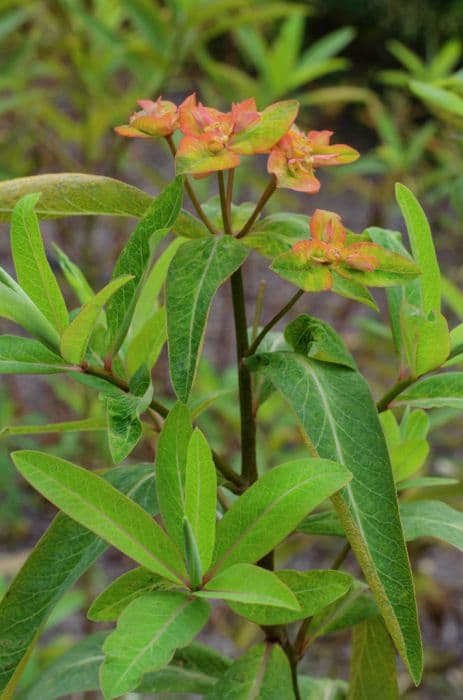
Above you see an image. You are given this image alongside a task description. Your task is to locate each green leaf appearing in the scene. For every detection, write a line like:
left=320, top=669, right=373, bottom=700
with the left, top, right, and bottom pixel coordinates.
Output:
left=126, top=306, right=167, bottom=376
left=401, top=500, right=463, bottom=550
left=105, top=364, right=153, bottom=463
left=100, top=592, right=210, bottom=699
left=198, top=564, right=300, bottom=610
left=0, top=463, right=156, bottom=694
left=0, top=417, right=106, bottom=439
left=137, top=642, right=231, bottom=695
left=298, top=510, right=345, bottom=537
left=400, top=304, right=450, bottom=377
left=397, top=372, right=463, bottom=409
left=285, top=314, right=357, bottom=369
left=88, top=568, right=173, bottom=622
left=12, top=450, right=186, bottom=583
left=395, top=183, right=440, bottom=315
left=53, top=244, right=94, bottom=304
left=106, top=176, right=184, bottom=351
left=298, top=675, right=347, bottom=700
left=308, top=581, right=378, bottom=642
left=130, top=236, right=184, bottom=335
left=247, top=350, right=422, bottom=683
left=228, top=569, right=353, bottom=625
left=0, top=173, right=152, bottom=220
left=397, top=476, right=458, bottom=491
left=184, top=428, right=217, bottom=572
left=209, top=458, right=351, bottom=575
left=11, top=193, right=68, bottom=333
left=167, top=235, right=248, bottom=401
left=230, top=100, right=299, bottom=154
left=156, top=402, right=193, bottom=553
left=410, top=80, right=463, bottom=118
left=0, top=267, right=61, bottom=349
left=60, top=275, right=132, bottom=364
left=183, top=517, right=203, bottom=589
left=18, top=632, right=108, bottom=700
left=242, top=212, right=308, bottom=257
left=0, top=335, right=70, bottom=374
left=390, top=439, right=429, bottom=481
left=348, top=618, right=398, bottom=700
left=330, top=273, right=378, bottom=310
left=206, top=642, right=294, bottom=700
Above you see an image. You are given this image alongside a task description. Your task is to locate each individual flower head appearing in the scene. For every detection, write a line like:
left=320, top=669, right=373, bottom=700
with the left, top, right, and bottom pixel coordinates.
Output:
left=272, top=209, right=420, bottom=293
left=267, top=127, right=359, bottom=194
left=115, top=97, right=179, bottom=138
left=175, top=94, right=299, bottom=177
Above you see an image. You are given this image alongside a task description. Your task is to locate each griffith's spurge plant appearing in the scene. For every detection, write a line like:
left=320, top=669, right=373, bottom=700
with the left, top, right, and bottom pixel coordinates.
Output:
left=0, top=92, right=461, bottom=700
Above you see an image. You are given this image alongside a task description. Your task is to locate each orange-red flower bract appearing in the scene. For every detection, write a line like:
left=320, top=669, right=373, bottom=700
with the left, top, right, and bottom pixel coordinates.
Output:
left=115, top=97, right=179, bottom=139
left=175, top=94, right=299, bottom=177
left=268, top=126, right=359, bottom=194
left=293, top=209, right=380, bottom=277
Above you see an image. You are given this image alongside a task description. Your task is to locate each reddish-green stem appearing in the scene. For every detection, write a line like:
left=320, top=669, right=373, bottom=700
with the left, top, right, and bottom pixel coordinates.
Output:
left=246, top=289, right=304, bottom=357
left=165, top=135, right=219, bottom=235
left=237, top=175, right=277, bottom=238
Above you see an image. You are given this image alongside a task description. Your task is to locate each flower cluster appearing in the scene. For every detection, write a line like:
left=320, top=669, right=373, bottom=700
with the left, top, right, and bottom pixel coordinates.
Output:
left=115, top=94, right=358, bottom=190
left=272, top=209, right=420, bottom=293
left=268, top=127, right=359, bottom=194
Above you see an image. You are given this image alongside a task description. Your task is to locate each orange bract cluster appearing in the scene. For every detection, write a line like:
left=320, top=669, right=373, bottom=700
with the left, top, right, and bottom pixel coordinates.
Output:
left=293, top=209, right=381, bottom=287
left=115, top=94, right=359, bottom=190
left=268, top=127, right=359, bottom=194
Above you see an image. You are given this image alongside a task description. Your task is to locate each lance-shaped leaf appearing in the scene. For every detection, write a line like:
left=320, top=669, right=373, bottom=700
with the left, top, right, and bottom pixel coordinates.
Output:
left=100, top=592, right=210, bottom=699
left=184, top=428, right=217, bottom=572
left=395, top=183, right=441, bottom=315
left=307, top=581, right=378, bottom=643
left=88, top=568, right=173, bottom=622
left=11, top=193, right=68, bottom=333
left=247, top=350, right=422, bottom=683
left=228, top=569, right=353, bottom=625
left=0, top=335, right=70, bottom=374
left=106, top=176, right=184, bottom=350
left=19, top=636, right=230, bottom=700
left=130, top=237, right=185, bottom=335
left=0, top=173, right=152, bottom=220
left=19, top=632, right=108, bottom=700
left=60, top=275, right=132, bottom=364
left=367, top=227, right=421, bottom=358
left=136, top=643, right=231, bottom=695
left=198, top=564, right=300, bottom=610
left=0, top=463, right=156, bottom=695
left=105, top=365, right=153, bottom=463
left=396, top=372, right=463, bottom=409
left=127, top=306, right=167, bottom=376
left=400, top=303, right=449, bottom=377
left=166, top=236, right=248, bottom=401
left=156, top=403, right=193, bottom=553
left=0, top=417, right=106, bottom=439
left=401, top=500, right=463, bottom=551
left=208, top=458, right=351, bottom=576
left=206, top=642, right=294, bottom=700
left=0, top=266, right=61, bottom=349
left=12, top=450, right=186, bottom=583
left=53, top=244, right=94, bottom=304
left=349, top=618, right=398, bottom=700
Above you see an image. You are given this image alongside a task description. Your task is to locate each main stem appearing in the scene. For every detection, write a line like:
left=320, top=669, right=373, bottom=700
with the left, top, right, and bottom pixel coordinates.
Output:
left=230, top=268, right=258, bottom=484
